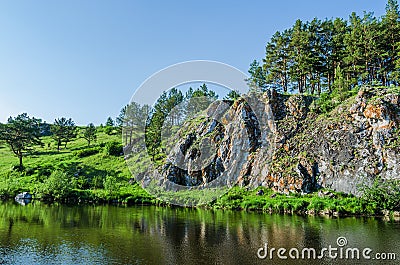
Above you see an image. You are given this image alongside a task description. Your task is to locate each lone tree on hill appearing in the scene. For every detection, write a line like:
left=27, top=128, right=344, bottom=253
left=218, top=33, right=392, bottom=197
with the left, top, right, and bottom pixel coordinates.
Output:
left=0, top=113, right=42, bottom=170
left=106, top=117, right=114, bottom=127
left=51, top=117, right=77, bottom=151
left=83, top=123, right=97, bottom=147
left=105, top=117, right=115, bottom=135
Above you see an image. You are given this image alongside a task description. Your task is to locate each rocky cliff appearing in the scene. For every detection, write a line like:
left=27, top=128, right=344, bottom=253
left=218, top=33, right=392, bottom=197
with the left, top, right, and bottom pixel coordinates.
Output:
left=159, top=86, right=400, bottom=196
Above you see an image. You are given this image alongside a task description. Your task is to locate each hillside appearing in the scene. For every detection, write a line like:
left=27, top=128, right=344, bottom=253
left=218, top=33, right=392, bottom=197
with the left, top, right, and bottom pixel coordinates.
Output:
left=0, top=130, right=152, bottom=203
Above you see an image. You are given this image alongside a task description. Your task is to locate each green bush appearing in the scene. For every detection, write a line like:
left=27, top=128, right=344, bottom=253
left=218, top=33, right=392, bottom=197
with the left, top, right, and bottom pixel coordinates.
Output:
left=361, top=178, right=400, bottom=211
left=103, top=175, right=120, bottom=198
left=316, top=88, right=358, bottom=114
left=0, top=176, right=24, bottom=198
left=35, top=170, right=75, bottom=201
left=75, top=147, right=100, bottom=158
left=104, top=141, right=123, bottom=156
left=104, top=126, right=115, bottom=135
left=307, top=198, right=326, bottom=212
left=91, top=175, right=104, bottom=189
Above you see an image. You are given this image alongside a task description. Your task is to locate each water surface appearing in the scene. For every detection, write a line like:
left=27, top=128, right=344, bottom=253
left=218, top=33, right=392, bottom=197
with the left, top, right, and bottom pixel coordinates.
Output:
left=0, top=202, right=398, bottom=264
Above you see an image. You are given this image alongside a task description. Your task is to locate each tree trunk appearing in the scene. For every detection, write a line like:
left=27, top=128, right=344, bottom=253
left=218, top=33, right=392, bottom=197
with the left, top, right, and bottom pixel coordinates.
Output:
left=19, top=154, right=23, bottom=171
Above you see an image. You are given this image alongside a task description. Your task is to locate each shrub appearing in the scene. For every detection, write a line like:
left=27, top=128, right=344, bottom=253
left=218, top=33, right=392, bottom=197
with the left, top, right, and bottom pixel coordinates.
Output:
left=0, top=176, right=24, bottom=198
left=35, top=170, right=75, bottom=201
left=91, top=175, right=104, bottom=189
left=75, top=147, right=99, bottom=158
left=103, top=175, right=120, bottom=197
left=292, top=200, right=308, bottom=212
left=316, top=88, right=358, bottom=114
left=104, top=126, right=115, bottom=135
left=361, top=178, right=400, bottom=211
left=104, top=141, right=123, bottom=156
left=307, top=198, right=326, bottom=212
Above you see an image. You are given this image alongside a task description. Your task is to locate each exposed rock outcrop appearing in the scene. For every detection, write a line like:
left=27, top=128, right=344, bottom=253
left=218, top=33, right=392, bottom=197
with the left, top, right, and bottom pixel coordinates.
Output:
left=138, top=87, right=400, bottom=197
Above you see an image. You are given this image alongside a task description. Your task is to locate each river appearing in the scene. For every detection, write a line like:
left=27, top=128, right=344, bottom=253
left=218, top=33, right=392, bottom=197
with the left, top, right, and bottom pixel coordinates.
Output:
left=0, top=202, right=398, bottom=264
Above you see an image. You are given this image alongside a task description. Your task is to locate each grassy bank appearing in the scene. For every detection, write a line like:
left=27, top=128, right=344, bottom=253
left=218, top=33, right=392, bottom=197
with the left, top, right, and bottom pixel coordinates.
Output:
left=0, top=130, right=154, bottom=205
left=211, top=186, right=400, bottom=219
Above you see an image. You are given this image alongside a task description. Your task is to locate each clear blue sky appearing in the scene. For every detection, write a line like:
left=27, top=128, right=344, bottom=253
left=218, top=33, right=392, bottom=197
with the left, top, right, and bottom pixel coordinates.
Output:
left=0, top=0, right=388, bottom=125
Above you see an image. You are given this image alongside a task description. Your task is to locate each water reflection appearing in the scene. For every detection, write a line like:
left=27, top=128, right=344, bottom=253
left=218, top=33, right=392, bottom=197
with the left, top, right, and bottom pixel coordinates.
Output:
left=0, top=202, right=399, bottom=264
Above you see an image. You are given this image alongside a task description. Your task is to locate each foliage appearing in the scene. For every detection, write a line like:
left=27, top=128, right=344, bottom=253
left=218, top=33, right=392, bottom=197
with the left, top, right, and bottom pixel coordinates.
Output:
left=39, top=122, right=52, bottom=136
left=35, top=170, right=75, bottom=201
left=75, top=147, right=100, bottom=158
left=105, top=117, right=114, bottom=127
left=145, top=84, right=217, bottom=164
left=83, top=123, right=97, bottom=147
left=104, top=117, right=115, bottom=135
left=103, top=175, right=120, bottom=197
left=251, top=0, right=400, bottom=94
left=316, top=87, right=358, bottom=114
left=211, top=186, right=388, bottom=216
left=247, top=60, right=268, bottom=90
left=224, top=90, right=241, bottom=101
left=105, top=141, right=123, bottom=156
left=361, top=178, right=400, bottom=211
left=104, top=126, right=114, bottom=135
left=0, top=113, right=42, bottom=170
left=51, top=117, right=77, bottom=151
left=120, top=102, right=150, bottom=146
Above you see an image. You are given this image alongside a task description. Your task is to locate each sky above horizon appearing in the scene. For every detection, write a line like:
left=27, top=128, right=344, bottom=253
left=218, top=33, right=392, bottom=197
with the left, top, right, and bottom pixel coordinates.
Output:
left=0, top=0, right=388, bottom=125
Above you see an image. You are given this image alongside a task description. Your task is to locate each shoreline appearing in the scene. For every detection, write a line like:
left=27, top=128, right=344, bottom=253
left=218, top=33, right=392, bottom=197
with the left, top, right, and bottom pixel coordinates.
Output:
left=4, top=187, right=400, bottom=222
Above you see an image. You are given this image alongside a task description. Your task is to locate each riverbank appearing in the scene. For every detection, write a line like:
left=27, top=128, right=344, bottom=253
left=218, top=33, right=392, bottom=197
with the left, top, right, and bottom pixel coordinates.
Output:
left=4, top=184, right=400, bottom=222
left=211, top=186, right=400, bottom=220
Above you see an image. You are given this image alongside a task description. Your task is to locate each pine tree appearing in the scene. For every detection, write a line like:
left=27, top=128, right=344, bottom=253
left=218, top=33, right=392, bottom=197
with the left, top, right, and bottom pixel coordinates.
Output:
left=263, top=30, right=291, bottom=92
left=106, top=117, right=114, bottom=127
left=248, top=60, right=267, bottom=90
left=381, top=0, right=400, bottom=85
left=83, top=123, right=97, bottom=147
left=0, top=113, right=42, bottom=170
left=289, top=19, right=310, bottom=93
left=51, top=118, right=77, bottom=151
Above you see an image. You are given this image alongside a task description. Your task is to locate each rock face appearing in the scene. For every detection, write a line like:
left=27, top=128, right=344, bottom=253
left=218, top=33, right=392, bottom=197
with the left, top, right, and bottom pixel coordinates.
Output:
left=153, top=87, right=400, bottom=196
left=161, top=98, right=264, bottom=188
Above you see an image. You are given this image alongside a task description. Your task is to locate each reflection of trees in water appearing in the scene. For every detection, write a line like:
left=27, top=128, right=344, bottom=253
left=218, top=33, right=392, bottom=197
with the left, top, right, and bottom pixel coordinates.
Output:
left=0, top=203, right=397, bottom=265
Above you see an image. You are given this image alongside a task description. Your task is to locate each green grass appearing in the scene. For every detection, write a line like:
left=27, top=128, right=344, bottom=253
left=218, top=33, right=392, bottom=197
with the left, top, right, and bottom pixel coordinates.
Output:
left=0, top=131, right=154, bottom=204
left=210, top=186, right=395, bottom=217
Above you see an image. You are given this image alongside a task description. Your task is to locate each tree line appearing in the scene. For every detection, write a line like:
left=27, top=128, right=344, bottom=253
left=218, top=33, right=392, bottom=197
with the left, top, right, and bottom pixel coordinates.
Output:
left=248, top=0, right=400, bottom=94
